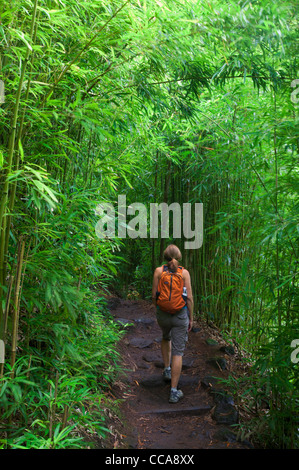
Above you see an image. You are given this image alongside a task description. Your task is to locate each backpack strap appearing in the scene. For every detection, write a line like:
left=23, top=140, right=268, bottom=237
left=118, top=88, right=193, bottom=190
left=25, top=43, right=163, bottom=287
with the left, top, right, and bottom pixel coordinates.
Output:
left=162, top=264, right=184, bottom=274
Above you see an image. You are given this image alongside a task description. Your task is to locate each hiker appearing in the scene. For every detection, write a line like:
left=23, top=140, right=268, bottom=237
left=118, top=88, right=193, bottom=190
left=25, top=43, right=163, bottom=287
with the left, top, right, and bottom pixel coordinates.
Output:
left=152, top=244, right=194, bottom=403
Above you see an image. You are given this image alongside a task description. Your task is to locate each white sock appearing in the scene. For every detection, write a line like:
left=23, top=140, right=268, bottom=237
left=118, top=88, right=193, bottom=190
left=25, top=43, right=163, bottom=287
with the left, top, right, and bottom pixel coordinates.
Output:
left=171, top=387, right=177, bottom=392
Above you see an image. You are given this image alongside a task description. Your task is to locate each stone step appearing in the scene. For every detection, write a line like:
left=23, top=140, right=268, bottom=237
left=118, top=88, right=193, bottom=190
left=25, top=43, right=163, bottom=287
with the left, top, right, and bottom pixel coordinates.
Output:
left=139, top=375, right=200, bottom=388
left=138, top=405, right=212, bottom=417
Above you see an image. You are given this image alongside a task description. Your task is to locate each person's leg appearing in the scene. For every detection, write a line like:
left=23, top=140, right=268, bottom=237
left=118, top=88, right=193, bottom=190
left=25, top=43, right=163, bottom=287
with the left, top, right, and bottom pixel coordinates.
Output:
left=170, top=355, right=182, bottom=389
left=156, top=308, right=172, bottom=381
left=161, top=338, right=171, bottom=368
left=168, top=307, right=189, bottom=403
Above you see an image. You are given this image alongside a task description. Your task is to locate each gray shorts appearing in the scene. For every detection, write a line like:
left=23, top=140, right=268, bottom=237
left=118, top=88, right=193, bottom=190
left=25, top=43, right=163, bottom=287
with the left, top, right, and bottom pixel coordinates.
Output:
left=156, top=306, right=189, bottom=356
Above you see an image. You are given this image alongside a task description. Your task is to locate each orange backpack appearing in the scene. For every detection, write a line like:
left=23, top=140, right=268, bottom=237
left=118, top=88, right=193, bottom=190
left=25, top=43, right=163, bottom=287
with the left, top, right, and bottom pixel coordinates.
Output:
left=156, top=265, right=186, bottom=314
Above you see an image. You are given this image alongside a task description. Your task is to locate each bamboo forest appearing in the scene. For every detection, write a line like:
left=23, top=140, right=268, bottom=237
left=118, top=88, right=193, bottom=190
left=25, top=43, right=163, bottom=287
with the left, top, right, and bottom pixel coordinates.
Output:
left=0, top=0, right=298, bottom=452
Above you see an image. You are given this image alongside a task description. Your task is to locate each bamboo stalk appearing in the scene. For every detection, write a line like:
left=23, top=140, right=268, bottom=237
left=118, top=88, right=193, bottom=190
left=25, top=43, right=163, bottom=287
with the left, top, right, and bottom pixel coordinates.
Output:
left=273, top=90, right=281, bottom=329
left=2, top=10, right=40, bottom=282
left=10, top=240, right=25, bottom=376
left=26, top=355, right=32, bottom=380
left=0, top=0, right=38, bottom=320
left=159, top=159, right=171, bottom=264
left=48, top=382, right=53, bottom=442
left=0, top=275, right=14, bottom=378
left=151, top=153, right=158, bottom=273
left=49, top=370, right=59, bottom=445
left=62, top=401, right=69, bottom=431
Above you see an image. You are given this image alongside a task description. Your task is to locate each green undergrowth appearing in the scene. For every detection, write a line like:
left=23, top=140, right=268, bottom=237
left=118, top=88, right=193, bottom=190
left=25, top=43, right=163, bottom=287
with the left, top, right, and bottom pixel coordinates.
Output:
left=0, top=295, right=125, bottom=449
left=213, top=323, right=299, bottom=449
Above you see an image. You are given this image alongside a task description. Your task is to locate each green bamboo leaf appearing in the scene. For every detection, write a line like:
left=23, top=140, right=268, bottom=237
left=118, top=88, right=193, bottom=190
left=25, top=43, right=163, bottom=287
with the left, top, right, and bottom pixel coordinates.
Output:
left=32, top=180, right=58, bottom=204
left=11, top=29, right=33, bottom=51
left=18, top=139, right=24, bottom=161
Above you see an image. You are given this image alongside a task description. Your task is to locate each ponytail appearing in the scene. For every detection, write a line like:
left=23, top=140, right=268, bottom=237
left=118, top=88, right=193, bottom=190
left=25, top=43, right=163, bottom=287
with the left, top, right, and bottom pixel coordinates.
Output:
left=163, top=245, right=182, bottom=273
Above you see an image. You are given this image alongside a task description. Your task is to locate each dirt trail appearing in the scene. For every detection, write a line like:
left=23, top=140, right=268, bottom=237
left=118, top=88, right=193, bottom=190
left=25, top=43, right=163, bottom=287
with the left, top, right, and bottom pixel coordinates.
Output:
left=106, top=297, right=253, bottom=450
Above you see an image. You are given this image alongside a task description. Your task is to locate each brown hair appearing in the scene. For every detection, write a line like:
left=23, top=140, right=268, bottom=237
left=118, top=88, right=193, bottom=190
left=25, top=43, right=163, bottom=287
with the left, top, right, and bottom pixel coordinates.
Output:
left=163, top=244, right=182, bottom=272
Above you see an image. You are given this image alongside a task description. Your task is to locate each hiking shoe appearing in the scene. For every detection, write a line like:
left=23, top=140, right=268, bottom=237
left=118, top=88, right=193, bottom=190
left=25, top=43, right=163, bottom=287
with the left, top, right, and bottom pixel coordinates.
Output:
left=169, top=389, right=184, bottom=403
left=162, top=367, right=171, bottom=382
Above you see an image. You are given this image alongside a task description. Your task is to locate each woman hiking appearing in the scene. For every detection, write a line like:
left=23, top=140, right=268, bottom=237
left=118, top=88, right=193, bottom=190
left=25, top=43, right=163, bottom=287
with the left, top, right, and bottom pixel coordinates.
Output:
left=152, top=244, right=194, bottom=403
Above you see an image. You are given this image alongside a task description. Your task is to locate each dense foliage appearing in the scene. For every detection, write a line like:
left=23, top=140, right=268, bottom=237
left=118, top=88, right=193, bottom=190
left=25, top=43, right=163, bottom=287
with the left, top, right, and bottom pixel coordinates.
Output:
left=0, top=0, right=298, bottom=448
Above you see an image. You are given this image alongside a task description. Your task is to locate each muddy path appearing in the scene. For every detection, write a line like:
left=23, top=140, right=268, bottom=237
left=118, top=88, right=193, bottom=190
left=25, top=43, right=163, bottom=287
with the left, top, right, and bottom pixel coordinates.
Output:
left=106, top=297, right=253, bottom=450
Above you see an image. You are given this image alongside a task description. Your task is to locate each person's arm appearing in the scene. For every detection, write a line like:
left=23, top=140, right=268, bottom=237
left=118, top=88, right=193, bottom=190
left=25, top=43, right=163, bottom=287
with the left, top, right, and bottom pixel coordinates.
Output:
left=152, top=267, right=161, bottom=306
left=183, top=269, right=194, bottom=331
